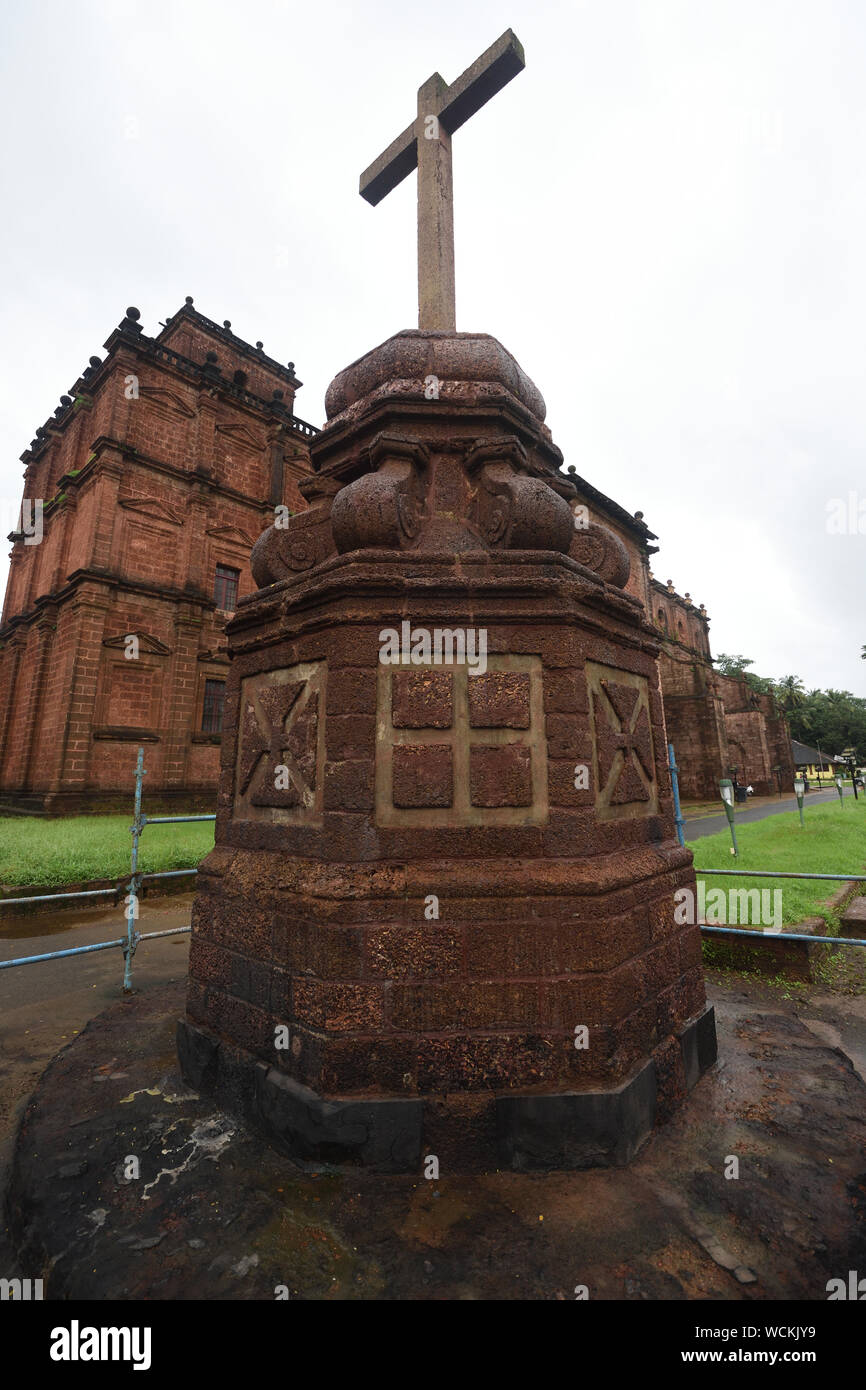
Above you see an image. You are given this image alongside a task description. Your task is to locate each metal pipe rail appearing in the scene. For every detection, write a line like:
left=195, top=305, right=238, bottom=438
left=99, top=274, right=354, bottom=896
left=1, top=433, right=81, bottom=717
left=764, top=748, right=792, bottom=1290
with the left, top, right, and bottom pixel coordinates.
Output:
left=142, top=815, right=216, bottom=824
left=699, top=870, right=866, bottom=881
left=1, top=867, right=200, bottom=908
left=698, top=867, right=866, bottom=946
left=0, top=926, right=192, bottom=971
left=700, top=924, right=865, bottom=949
left=2, top=886, right=117, bottom=906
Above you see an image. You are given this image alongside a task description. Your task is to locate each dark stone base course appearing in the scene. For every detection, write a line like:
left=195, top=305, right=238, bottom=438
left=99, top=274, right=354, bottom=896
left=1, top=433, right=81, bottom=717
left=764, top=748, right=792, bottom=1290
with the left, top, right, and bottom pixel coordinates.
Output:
left=256, top=1067, right=423, bottom=1172
left=177, top=1004, right=716, bottom=1174
left=680, top=1001, right=718, bottom=1091
left=496, top=1059, right=657, bottom=1171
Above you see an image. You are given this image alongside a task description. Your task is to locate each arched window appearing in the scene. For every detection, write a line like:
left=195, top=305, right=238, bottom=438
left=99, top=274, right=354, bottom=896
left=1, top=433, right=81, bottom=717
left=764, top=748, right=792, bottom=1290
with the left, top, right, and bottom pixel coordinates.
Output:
left=657, top=608, right=667, bottom=630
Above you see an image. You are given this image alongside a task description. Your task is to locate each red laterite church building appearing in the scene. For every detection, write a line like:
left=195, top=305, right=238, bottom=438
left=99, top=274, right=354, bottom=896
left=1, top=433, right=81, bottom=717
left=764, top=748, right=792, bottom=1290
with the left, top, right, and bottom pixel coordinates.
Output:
left=0, top=301, right=315, bottom=812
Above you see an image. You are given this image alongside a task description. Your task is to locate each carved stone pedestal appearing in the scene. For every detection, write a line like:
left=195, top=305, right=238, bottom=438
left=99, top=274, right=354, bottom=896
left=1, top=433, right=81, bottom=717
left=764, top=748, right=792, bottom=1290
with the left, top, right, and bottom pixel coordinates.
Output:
left=178, top=330, right=716, bottom=1171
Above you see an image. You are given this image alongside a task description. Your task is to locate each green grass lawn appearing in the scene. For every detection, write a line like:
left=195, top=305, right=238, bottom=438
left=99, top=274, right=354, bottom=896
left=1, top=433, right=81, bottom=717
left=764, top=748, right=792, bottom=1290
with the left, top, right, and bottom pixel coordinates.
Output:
left=687, top=800, right=866, bottom=931
left=0, top=814, right=215, bottom=889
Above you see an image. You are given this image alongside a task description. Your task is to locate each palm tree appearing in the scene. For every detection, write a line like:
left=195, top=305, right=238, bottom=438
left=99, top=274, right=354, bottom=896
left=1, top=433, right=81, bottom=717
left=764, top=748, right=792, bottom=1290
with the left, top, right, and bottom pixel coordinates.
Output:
left=775, top=674, right=806, bottom=713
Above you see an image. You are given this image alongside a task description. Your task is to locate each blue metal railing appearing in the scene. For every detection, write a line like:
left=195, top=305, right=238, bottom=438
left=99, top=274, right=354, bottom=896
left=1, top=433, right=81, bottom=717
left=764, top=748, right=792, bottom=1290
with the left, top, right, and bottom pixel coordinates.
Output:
left=668, top=742, right=685, bottom=847
left=695, top=869, right=866, bottom=948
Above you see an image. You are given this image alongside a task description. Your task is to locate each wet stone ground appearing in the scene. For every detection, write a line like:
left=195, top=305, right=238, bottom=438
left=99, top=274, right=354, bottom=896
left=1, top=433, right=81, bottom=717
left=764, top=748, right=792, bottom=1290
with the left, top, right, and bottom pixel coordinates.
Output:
left=5, top=978, right=866, bottom=1301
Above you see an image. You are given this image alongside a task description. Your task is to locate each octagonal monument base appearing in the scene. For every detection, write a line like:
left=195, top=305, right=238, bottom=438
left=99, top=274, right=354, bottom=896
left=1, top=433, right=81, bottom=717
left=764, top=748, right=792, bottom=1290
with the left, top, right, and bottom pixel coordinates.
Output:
left=179, top=330, right=718, bottom=1172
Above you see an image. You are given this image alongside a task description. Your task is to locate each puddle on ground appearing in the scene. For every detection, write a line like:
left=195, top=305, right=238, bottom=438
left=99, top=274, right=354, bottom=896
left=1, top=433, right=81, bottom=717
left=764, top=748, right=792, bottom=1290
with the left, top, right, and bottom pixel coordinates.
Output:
left=0, top=895, right=195, bottom=944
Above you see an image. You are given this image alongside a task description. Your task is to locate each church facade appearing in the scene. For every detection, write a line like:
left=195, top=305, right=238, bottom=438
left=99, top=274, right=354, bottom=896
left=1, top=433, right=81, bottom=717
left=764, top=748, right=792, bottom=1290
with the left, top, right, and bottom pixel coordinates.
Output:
left=0, top=301, right=315, bottom=812
left=560, top=476, right=794, bottom=801
left=0, top=304, right=791, bottom=812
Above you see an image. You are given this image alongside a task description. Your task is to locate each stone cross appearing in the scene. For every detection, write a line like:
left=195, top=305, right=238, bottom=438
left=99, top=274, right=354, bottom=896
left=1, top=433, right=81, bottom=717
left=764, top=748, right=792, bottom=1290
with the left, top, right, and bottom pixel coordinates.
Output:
left=359, top=29, right=525, bottom=332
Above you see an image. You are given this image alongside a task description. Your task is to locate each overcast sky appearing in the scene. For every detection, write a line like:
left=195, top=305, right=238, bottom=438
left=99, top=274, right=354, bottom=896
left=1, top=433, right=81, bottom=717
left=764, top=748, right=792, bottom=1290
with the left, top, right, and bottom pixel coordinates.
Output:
left=1, top=0, right=863, bottom=695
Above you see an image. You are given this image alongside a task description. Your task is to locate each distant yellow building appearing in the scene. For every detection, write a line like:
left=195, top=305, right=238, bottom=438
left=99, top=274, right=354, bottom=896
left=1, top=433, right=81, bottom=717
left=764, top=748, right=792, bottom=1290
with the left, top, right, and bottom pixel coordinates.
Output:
left=791, top=740, right=846, bottom=783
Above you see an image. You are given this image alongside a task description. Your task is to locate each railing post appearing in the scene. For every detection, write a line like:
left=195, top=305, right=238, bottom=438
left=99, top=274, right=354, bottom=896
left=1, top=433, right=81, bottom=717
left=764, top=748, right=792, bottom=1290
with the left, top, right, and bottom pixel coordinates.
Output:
left=123, top=746, right=146, bottom=993
left=668, top=743, right=685, bottom=848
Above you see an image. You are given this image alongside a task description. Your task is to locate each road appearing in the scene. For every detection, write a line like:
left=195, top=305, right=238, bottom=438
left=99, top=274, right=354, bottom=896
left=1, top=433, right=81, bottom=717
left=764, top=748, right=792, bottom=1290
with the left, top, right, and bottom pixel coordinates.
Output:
left=683, top=784, right=859, bottom=839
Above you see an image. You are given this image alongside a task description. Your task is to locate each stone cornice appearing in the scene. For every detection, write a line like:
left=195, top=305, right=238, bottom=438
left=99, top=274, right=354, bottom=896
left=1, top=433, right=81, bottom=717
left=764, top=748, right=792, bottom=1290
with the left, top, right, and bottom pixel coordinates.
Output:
left=0, top=567, right=233, bottom=640
left=228, top=551, right=658, bottom=659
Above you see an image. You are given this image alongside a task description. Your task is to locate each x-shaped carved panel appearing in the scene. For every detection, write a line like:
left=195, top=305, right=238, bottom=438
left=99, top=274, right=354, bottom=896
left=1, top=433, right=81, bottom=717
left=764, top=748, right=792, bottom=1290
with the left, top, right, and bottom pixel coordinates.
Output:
left=234, top=662, right=325, bottom=823
left=586, top=661, right=658, bottom=821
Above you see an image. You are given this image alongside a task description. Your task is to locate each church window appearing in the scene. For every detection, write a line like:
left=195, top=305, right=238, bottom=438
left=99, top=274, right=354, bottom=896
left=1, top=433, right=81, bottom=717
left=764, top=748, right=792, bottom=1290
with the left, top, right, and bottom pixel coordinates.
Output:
left=202, top=679, right=226, bottom=734
left=214, top=564, right=239, bottom=611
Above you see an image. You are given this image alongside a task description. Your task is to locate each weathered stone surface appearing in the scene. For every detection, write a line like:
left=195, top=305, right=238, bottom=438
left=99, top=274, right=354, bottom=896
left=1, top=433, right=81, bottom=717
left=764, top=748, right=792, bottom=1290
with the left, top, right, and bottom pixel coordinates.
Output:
left=254, top=1061, right=424, bottom=1171
left=323, top=330, right=546, bottom=423
left=653, top=578, right=795, bottom=799
left=841, top=894, right=866, bottom=937
left=392, top=670, right=453, bottom=728
left=250, top=475, right=340, bottom=586
left=359, top=30, right=525, bottom=332
left=569, top=519, right=631, bottom=588
left=467, top=670, right=530, bottom=727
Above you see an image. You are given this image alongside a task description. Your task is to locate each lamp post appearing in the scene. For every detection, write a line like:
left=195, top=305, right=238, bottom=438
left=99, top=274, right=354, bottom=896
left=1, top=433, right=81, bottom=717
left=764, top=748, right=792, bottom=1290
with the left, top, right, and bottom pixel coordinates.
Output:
left=719, top=778, right=739, bottom=857
left=794, top=774, right=806, bottom=827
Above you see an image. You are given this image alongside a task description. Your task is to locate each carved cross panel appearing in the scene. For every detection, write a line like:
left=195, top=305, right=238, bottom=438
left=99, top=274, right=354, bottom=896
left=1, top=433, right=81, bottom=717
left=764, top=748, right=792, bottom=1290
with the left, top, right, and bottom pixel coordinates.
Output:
left=233, top=662, right=326, bottom=823
left=375, top=655, right=548, bottom=826
left=586, top=662, right=658, bottom=821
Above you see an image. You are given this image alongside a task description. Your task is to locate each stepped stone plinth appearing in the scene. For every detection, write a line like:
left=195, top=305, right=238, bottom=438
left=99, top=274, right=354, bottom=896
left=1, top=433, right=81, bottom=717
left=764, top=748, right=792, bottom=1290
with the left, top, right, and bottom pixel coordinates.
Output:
left=177, top=330, right=716, bottom=1171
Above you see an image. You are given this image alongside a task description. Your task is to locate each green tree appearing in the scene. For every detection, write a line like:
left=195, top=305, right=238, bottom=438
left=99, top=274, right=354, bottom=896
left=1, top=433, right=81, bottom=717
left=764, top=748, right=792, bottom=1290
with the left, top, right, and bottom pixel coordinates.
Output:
left=791, top=688, right=866, bottom=761
left=745, top=672, right=777, bottom=696
left=714, top=654, right=754, bottom=676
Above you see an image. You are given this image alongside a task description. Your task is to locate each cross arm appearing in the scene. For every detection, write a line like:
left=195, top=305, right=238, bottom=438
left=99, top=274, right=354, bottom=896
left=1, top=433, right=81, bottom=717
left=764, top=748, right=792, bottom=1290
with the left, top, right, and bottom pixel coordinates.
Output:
left=359, top=29, right=524, bottom=207
left=359, top=118, right=417, bottom=206
left=437, top=28, right=525, bottom=135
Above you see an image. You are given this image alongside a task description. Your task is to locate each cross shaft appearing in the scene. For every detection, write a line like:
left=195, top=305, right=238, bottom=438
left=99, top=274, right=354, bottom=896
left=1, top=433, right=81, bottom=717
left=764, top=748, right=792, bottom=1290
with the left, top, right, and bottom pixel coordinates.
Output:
left=360, top=30, right=525, bottom=331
